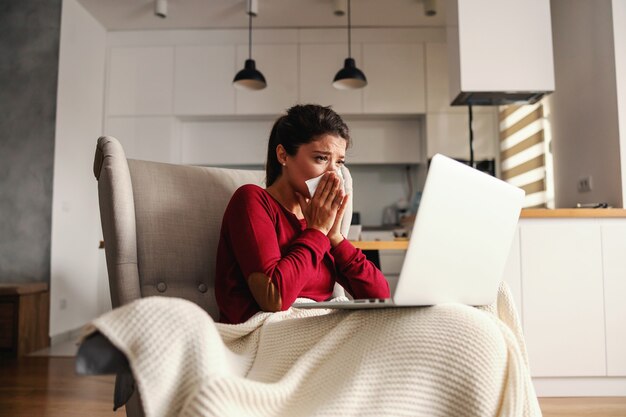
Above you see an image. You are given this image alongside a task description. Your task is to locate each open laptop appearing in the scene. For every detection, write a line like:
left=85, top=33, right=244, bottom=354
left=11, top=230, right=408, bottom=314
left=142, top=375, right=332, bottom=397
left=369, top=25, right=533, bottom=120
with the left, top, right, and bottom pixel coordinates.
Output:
left=293, top=153, right=525, bottom=309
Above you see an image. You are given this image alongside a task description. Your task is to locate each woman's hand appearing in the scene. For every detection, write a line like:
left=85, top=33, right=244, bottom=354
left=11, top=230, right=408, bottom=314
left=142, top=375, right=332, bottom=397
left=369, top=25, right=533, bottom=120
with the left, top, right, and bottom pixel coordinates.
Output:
left=296, top=172, right=344, bottom=236
left=327, top=193, right=350, bottom=247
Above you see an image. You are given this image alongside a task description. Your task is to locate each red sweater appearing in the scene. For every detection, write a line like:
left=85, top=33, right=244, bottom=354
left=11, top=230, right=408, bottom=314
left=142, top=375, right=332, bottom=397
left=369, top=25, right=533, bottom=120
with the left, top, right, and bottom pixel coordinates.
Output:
left=215, top=184, right=390, bottom=324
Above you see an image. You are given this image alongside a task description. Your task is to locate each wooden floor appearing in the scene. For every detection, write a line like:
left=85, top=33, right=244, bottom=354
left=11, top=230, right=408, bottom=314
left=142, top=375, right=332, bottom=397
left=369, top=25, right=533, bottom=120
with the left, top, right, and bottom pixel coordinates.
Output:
left=1, top=357, right=625, bottom=417
left=0, top=357, right=119, bottom=417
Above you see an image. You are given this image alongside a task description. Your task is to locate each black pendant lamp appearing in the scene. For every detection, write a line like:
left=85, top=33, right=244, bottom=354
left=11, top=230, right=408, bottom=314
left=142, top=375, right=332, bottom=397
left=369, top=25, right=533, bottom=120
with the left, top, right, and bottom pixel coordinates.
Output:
left=233, top=1, right=266, bottom=91
left=333, top=0, right=367, bottom=90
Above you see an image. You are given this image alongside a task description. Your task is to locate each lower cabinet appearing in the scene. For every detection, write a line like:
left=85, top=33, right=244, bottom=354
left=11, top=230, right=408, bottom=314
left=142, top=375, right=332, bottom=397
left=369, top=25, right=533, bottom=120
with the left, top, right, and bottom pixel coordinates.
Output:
left=502, top=217, right=626, bottom=388
left=600, top=221, right=626, bottom=376
left=519, top=220, right=606, bottom=377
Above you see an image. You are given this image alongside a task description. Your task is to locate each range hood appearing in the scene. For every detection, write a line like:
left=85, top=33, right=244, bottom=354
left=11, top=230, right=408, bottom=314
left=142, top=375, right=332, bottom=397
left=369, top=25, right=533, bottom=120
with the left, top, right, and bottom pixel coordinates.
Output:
left=446, top=0, right=555, bottom=106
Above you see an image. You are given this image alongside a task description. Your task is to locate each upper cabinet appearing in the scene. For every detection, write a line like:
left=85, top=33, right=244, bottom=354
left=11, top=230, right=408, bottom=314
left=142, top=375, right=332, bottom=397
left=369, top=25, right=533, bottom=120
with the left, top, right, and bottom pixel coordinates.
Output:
left=174, top=46, right=236, bottom=115
left=108, top=47, right=174, bottom=116
left=299, top=43, right=363, bottom=114
left=106, top=32, right=432, bottom=117
left=362, top=43, right=426, bottom=114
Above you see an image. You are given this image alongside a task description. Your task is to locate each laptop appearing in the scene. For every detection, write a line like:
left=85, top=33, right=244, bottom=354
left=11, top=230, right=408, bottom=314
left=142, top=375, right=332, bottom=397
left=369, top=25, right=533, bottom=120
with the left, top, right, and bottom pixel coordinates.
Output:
left=293, top=153, right=525, bottom=309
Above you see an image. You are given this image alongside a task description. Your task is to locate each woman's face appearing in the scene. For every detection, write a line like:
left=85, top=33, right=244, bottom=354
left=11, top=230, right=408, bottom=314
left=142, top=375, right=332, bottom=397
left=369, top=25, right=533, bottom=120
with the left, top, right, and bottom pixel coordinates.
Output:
left=283, top=134, right=347, bottom=196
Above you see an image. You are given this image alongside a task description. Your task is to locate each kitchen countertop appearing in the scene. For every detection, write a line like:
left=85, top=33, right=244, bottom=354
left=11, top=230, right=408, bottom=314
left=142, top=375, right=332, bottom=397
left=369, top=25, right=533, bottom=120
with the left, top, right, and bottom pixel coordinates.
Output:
left=352, top=208, right=626, bottom=250
left=520, top=208, right=626, bottom=218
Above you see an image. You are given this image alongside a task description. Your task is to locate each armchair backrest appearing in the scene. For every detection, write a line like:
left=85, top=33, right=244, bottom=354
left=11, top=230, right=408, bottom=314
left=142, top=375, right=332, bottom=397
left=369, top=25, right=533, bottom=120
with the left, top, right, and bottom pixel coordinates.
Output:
left=94, top=136, right=265, bottom=320
left=94, top=136, right=348, bottom=321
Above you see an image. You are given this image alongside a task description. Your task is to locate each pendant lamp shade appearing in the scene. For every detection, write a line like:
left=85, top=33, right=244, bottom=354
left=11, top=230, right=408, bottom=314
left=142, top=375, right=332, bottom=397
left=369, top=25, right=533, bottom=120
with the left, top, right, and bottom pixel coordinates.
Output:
left=333, top=58, right=367, bottom=89
left=233, top=2, right=266, bottom=91
left=233, top=59, right=266, bottom=90
left=333, top=0, right=367, bottom=90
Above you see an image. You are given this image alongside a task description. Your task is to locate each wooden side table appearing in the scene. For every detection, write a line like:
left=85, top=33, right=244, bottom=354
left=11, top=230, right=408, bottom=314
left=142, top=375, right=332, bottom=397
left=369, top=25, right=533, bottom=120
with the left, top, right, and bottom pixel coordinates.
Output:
left=0, top=283, right=50, bottom=357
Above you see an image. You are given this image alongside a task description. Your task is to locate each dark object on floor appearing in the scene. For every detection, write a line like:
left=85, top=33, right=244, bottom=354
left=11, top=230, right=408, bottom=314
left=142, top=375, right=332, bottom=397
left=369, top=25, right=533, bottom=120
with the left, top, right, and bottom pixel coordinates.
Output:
left=76, top=331, right=135, bottom=410
left=75, top=331, right=130, bottom=375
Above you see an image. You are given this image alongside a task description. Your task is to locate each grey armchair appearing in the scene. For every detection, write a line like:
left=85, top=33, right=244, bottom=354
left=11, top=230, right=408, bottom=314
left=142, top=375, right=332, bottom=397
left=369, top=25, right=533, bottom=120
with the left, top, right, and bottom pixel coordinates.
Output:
left=84, top=136, right=347, bottom=416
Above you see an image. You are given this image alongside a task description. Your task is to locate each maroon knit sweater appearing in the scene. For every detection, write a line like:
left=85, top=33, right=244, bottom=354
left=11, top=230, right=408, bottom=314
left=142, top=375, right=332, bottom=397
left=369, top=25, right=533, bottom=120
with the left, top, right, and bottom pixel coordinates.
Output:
left=215, top=184, right=389, bottom=324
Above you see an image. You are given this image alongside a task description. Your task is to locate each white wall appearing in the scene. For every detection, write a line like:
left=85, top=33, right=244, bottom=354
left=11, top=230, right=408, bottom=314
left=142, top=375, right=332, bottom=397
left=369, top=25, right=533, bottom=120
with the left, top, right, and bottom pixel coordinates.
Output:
left=548, top=0, right=623, bottom=208
left=614, top=0, right=626, bottom=205
left=50, top=0, right=107, bottom=337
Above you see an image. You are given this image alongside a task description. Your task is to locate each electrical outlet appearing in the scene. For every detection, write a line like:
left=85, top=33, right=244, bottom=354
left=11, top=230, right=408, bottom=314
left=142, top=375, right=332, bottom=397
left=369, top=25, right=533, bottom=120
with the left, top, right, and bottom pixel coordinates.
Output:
left=578, top=176, right=592, bottom=193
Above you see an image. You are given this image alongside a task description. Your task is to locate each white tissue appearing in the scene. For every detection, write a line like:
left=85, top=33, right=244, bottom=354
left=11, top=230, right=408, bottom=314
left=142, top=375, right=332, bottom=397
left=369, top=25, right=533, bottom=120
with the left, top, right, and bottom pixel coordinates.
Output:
left=305, top=169, right=344, bottom=198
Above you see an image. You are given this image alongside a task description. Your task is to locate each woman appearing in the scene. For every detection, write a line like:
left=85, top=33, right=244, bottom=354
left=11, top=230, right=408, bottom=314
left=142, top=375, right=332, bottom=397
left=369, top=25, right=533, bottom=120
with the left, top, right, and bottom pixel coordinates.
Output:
left=215, top=104, right=390, bottom=324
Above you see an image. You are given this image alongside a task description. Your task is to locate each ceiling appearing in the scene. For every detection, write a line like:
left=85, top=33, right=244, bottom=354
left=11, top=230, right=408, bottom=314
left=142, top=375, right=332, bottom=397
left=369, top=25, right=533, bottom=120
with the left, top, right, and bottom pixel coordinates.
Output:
left=78, top=0, right=447, bottom=31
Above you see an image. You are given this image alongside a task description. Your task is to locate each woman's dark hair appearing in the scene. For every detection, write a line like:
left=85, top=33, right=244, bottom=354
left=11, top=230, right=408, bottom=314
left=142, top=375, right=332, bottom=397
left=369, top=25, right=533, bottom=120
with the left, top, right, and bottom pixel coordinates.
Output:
left=265, top=104, right=350, bottom=186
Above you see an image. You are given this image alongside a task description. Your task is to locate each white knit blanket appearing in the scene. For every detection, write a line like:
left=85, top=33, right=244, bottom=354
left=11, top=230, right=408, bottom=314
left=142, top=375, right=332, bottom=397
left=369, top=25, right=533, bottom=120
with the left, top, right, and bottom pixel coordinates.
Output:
left=87, top=283, right=541, bottom=417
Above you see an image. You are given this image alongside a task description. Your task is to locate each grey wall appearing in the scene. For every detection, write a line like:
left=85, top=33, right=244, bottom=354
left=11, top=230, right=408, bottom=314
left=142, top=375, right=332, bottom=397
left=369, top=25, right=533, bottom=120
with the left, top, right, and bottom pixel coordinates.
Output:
left=0, top=0, right=62, bottom=283
left=548, top=0, right=623, bottom=208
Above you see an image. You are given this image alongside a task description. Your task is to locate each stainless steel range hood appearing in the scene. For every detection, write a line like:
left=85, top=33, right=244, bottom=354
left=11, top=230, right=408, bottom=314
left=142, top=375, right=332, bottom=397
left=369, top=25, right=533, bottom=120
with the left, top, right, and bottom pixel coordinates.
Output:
left=446, top=0, right=555, bottom=106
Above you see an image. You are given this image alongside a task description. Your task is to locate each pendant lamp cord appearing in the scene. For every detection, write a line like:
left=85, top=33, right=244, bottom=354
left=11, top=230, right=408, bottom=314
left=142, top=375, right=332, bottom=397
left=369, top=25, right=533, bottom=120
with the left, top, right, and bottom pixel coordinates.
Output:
left=468, top=104, right=475, bottom=168
left=347, top=0, right=352, bottom=58
left=248, top=6, right=252, bottom=60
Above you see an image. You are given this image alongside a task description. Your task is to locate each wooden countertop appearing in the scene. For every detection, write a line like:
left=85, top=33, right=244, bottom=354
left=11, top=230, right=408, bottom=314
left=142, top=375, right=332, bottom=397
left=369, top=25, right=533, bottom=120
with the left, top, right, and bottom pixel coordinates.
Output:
left=520, top=208, right=626, bottom=218
left=351, top=240, right=409, bottom=250
left=351, top=209, right=626, bottom=250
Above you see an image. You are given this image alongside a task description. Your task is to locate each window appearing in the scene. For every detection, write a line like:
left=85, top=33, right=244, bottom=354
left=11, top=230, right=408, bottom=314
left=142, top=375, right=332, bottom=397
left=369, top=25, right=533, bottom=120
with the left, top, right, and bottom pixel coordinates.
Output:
left=499, top=100, right=554, bottom=208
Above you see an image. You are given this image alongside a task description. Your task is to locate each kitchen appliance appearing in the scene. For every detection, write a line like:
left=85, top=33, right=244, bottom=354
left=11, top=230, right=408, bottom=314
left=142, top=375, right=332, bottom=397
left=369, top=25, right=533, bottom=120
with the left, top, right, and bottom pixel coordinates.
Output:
left=446, top=0, right=555, bottom=105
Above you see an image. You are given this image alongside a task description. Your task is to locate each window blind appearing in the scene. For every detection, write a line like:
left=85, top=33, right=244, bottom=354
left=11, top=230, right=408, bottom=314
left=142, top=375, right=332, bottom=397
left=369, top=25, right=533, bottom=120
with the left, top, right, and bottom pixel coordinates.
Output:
left=499, top=101, right=554, bottom=208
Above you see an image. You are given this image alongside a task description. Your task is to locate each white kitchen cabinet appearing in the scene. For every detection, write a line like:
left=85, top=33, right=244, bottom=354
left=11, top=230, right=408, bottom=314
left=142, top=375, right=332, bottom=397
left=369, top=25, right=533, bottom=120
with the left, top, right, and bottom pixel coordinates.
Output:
left=105, top=117, right=180, bottom=164
left=346, top=118, right=422, bottom=164
left=299, top=43, right=363, bottom=114
left=520, top=220, right=606, bottom=377
left=425, top=112, right=497, bottom=160
left=179, top=119, right=273, bottom=166
left=601, top=221, right=626, bottom=376
left=379, top=250, right=405, bottom=275
left=235, top=44, right=298, bottom=115
left=108, top=47, right=174, bottom=116
left=380, top=250, right=405, bottom=296
left=174, top=46, right=236, bottom=115
left=362, top=43, right=426, bottom=114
